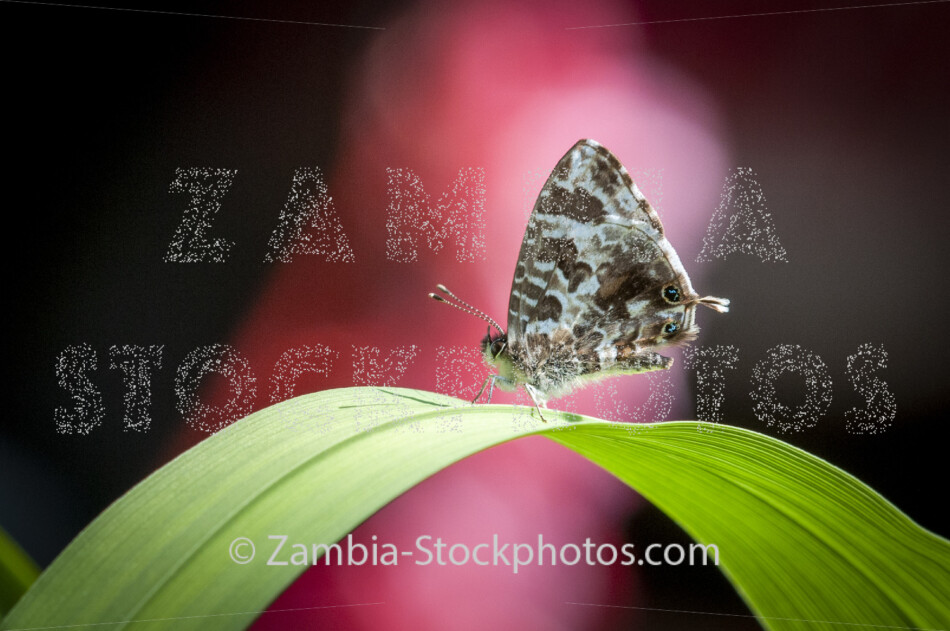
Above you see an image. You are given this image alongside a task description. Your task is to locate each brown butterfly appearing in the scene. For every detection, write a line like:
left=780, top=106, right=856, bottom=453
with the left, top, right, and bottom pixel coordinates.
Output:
left=432, top=139, right=728, bottom=419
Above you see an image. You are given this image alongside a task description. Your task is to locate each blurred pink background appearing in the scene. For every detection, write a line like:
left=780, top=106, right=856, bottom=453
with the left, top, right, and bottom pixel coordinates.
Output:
left=8, top=0, right=948, bottom=629
left=231, top=0, right=727, bottom=627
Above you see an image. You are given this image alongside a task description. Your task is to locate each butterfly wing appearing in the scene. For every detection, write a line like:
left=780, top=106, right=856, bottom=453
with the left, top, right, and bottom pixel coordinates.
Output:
left=507, top=139, right=710, bottom=396
left=507, top=139, right=664, bottom=343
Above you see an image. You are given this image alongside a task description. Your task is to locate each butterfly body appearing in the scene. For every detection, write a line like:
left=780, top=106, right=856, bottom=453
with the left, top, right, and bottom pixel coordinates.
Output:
left=433, top=139, right=728, bottom=415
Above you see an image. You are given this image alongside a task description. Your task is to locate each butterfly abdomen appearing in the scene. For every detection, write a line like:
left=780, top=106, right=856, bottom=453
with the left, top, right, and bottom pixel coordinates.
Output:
left=503, top=329, right=604, bottom=399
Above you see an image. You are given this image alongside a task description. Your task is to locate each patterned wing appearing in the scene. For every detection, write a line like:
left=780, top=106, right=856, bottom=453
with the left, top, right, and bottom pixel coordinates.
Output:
left=507, top=139, right=664, bottom=342
left=568, top=224, right=697, bottom=377
left=507, top=139, right=705, bottom=395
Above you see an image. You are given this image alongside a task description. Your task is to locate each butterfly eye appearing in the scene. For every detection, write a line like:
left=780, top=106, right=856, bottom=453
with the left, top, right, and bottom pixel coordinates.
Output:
left=662, top=285, right=681, bottom=303
left=663, top=322, right=679, bottom=336
left=490, top=340, right=504, bottom=356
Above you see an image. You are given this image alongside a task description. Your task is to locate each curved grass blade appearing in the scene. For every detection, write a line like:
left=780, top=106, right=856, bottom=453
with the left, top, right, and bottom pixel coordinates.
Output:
left=2, top=387, right=947, bottom=630
left=0, top=526, right=40, bottom=617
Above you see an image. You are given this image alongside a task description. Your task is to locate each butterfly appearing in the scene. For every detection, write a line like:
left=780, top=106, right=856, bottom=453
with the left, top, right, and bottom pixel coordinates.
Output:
left=431, top=139, right=729, bottom=420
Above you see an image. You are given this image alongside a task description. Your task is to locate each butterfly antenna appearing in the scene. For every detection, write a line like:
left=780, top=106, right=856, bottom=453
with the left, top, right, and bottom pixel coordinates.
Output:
left=429, top=284, right=505, bottom=335
left=698, top=296, right=730, bottom=313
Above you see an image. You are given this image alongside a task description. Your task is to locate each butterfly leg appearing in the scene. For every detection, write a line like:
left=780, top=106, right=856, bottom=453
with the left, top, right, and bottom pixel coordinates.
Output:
left=524, top=384, right=548, bottom=423
left=472, top=376, right=496, bottom=404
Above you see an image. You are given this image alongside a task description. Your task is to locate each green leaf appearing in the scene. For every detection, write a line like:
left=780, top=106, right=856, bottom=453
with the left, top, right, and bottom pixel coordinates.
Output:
left=0, top=526, right=40, bottom=617
left=3, top=388, right=948, bottom=630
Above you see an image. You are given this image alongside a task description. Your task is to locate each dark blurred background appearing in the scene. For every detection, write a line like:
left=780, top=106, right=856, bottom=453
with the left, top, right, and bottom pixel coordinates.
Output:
left=2, top=0, right=948, bottom=629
